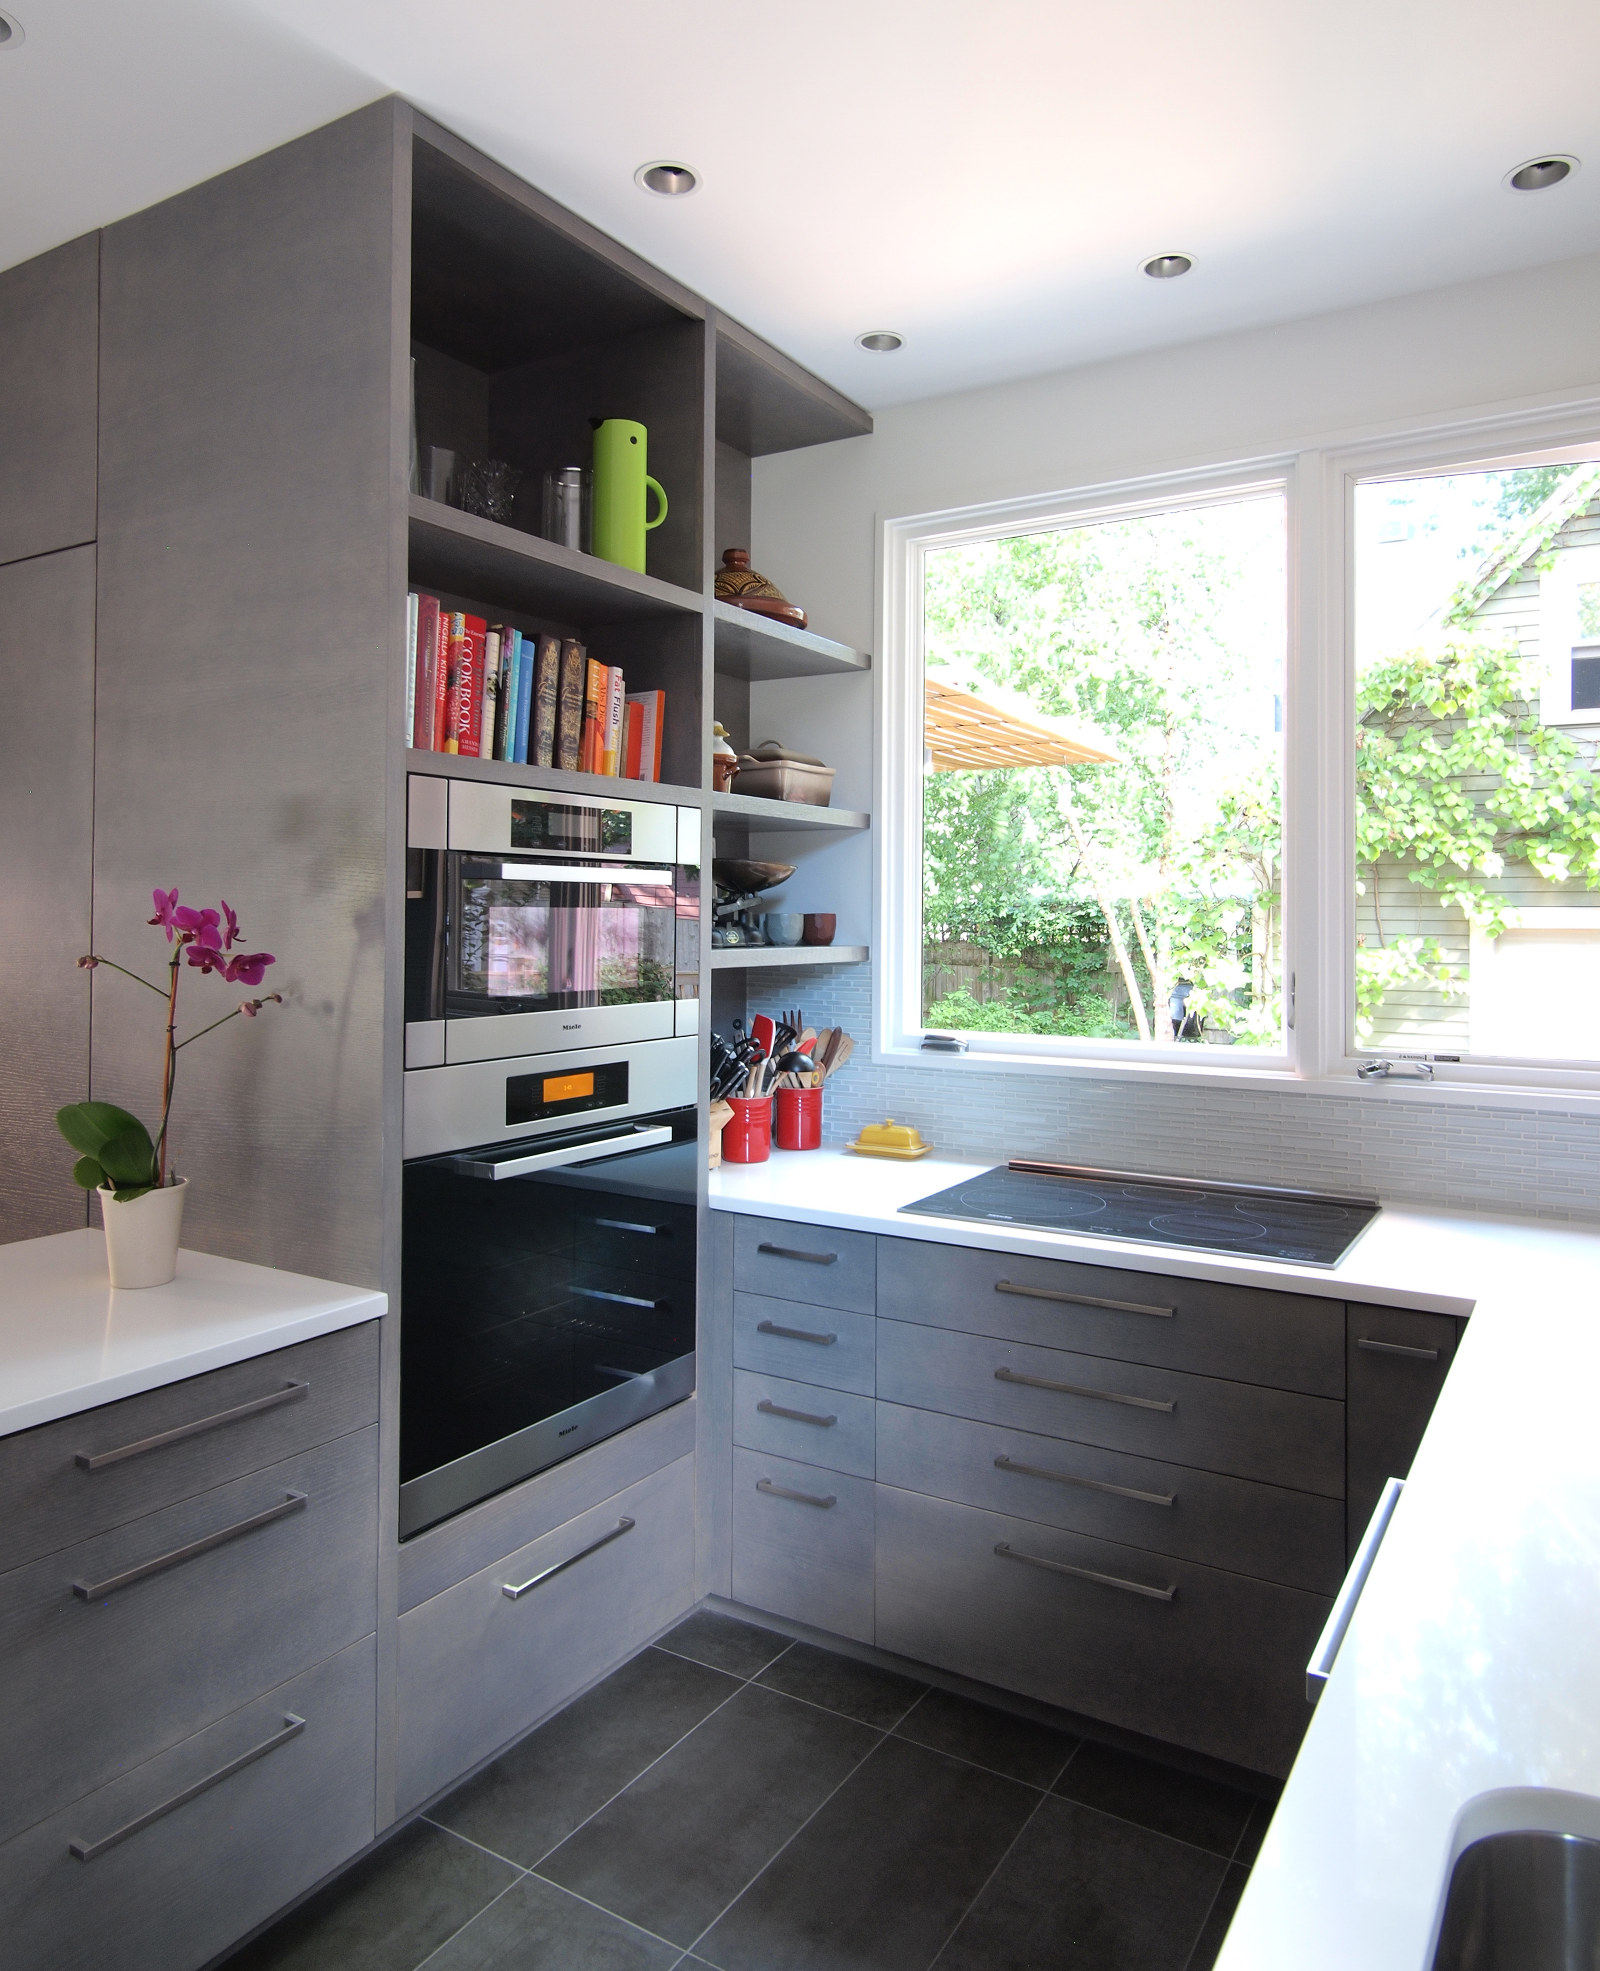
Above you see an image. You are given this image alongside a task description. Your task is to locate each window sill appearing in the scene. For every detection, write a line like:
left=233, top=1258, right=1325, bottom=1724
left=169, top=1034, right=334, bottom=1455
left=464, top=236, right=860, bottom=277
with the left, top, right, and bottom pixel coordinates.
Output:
left=876, top=1040, right=1600, bottom=1113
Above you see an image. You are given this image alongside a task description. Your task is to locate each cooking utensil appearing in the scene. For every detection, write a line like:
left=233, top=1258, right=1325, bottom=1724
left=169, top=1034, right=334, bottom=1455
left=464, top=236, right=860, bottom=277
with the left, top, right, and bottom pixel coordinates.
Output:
left=750, top=1014, right=776, bottom=1059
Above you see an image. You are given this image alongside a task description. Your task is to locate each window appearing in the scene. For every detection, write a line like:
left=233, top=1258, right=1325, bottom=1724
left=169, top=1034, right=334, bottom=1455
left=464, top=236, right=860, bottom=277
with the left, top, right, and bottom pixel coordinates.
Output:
left=1351, top=458, right=1600, bottom=1064
left=909, top=484, right=1288, bottom=1058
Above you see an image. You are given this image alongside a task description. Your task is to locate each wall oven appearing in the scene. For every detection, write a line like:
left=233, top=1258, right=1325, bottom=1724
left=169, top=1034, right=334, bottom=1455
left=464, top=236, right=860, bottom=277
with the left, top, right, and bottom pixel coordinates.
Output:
left=406, top=776, right=701, bottom=1069
left=400, top=1035, right=698, bottom=1539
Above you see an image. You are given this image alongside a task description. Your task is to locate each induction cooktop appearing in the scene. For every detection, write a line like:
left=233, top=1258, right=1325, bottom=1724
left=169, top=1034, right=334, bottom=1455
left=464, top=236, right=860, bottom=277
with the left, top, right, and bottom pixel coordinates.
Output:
left=900, top=1161, right=1379, bottom=1268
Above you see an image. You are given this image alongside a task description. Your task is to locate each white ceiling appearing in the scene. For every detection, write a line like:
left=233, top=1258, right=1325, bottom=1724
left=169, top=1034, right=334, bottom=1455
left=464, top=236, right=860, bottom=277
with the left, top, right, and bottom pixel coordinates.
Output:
left=3, top=0, right=1598, bottom=411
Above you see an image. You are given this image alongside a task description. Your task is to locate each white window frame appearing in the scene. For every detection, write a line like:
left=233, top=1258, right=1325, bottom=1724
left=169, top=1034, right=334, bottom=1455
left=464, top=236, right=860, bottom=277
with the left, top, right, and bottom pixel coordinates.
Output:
left=1539, top=542, right=1600, bottom=729
left=877, top=395, right=1600, bottom=1109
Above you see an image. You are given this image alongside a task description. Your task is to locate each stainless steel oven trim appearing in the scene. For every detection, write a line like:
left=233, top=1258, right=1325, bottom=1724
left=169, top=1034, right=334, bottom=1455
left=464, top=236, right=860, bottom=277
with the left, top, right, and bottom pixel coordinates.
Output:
left=441, top=999, right=675, bottom=1066
left=398, top=1350, right=696, bottom=1539
left=448, top=779, right=680, bottom=861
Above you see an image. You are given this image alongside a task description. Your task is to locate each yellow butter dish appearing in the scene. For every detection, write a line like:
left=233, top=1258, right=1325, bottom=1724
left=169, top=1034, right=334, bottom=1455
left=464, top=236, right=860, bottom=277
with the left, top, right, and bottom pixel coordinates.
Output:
left=846, top=1119, right=934, bottom=1160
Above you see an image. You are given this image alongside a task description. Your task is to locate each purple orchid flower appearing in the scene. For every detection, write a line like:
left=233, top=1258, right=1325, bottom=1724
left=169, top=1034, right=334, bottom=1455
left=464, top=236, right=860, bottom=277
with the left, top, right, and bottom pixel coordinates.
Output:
left=223, top=951, right=276, bottom=987
left=148, top=888, right=180, bottom=940
left=185, top=944, right=229, bottom=974
left=220, top=899, right=241, bottom=950
left=173, top=904, right=222, bottom=952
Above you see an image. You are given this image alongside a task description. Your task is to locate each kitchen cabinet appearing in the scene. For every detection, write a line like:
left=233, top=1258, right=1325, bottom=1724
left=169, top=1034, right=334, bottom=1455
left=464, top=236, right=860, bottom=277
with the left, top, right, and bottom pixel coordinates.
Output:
left=715, top=1209, right=1464, bottom=1779
left=1346, top=1302, right=1460, bottom=1557
left=0, top=1322, right=381, bottom=1969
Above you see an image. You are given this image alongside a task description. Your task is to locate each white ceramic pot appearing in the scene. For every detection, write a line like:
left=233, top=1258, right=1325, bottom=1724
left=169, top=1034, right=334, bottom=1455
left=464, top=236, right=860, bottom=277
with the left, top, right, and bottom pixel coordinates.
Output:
left=99, top=1177, right=187, bottom=1289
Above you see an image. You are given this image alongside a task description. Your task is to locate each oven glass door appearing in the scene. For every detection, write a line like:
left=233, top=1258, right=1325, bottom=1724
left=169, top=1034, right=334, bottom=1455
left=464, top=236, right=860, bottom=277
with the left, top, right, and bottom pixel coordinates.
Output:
left=399, top=1116, right=697, bottom=1537
left=449, top=852, right=681, bottom=1019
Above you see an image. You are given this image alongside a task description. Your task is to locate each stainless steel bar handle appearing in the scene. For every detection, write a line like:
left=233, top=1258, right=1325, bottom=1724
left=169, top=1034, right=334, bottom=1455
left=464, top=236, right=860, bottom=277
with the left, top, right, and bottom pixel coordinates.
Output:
left=756, top=1242, right=838, bottom=1265
left=70, top=1714, right=305, bottom=1861
left=455, top=1125, right=673, bottom=1181
left=995, top=1281, right=1174, bottom=1320
left=994, top=1454, right=1174, bottom=1508
left=591, top=1217, right=666, bottom=1236
left=756, top=1319, right=837, bottom=1346
left=1306, top=1475, right=1404, bottom=1702
left=1357, top=1337, right=1440, bottom=1361
left=756, top=1477, right=837, bottom=1509
left=994, top=1366, right=1176, bottom=1414
left=75, top=1381, right=310, bottom=1471
left=756, top=1398, right=837, bottom=1428
left=572, top=1286, right=668, bottom=1310
left=72, top=1492, right=309, bottom=1601
left=502, top=1516, right=635, bottom=1600
left=994, top=1542, right=1176, bottom=1602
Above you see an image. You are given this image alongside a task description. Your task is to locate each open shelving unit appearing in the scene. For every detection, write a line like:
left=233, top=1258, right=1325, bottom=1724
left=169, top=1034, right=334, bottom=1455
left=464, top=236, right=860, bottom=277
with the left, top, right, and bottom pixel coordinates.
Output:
left=711, top=944, right=870, bottom=971
left=711, top=601, right=869, bottom=683
left=711, top=790, right=869, bottom=835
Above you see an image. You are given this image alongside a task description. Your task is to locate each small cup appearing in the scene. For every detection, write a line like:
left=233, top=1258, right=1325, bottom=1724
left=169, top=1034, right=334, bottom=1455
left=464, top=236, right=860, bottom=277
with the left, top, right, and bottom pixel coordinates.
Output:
left=801, top=913, right=837, bottom=946
left=721, top=1095, right=773, bottom=1163
left=763, top=912, right=804, bottom=947
left=775, top=1085, right=823, bottom=1151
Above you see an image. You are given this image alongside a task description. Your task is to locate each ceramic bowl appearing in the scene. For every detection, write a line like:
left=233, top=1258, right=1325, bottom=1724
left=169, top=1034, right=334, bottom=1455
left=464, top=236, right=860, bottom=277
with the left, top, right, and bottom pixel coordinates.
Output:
left=763, top=913, right=805, bottom=946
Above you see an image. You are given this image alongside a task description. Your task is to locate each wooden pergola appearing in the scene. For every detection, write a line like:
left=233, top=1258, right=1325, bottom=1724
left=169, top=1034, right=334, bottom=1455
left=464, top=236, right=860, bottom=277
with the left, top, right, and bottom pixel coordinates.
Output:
left=924, top=676, right=1116, bottom=770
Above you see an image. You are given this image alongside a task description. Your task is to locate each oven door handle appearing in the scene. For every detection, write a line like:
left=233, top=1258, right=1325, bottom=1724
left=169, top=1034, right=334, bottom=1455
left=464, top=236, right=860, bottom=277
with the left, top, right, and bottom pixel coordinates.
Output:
left=449, top=1125, right=675, bottom=1181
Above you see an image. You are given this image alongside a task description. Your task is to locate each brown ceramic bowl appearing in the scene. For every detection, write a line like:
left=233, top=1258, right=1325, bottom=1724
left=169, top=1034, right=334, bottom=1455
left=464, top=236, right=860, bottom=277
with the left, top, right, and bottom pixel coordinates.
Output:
left=801, top=913, right=837, bottom=946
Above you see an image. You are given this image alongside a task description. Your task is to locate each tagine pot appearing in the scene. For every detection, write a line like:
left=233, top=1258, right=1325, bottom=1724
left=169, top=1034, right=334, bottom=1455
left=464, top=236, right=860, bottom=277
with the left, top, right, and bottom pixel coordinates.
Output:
left=99, top=1177, right=187, bottom=1289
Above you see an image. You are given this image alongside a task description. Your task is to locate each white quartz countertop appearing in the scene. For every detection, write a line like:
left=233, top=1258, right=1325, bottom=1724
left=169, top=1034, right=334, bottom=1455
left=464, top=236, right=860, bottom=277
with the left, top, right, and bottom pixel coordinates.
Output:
left=0, top=1229, right=386, bottom=1438
left=711, top=1148, right=1600, bottom=1969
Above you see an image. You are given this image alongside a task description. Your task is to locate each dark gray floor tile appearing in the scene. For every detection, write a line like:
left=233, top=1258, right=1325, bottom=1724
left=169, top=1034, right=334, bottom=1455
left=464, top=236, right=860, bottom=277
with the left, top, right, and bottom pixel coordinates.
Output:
left=536, top=1684, right=879, bottom=1947
left=1052, top=1741, right=1255, bottom=1857
left=1184, top=1863, right=1250, bottom=1971
left=894, top=1688, right=1079, bottom=1789
left=699, top=1735, right=1038, bottom=1971
left=423, top=1873, right=680, bottom=1970
left=431, top=1646, right=741, bottom=1867
left=227, top=1819, right=519, bottom=1971
left=937, top=1795, right=1227, bottom=1971
left=1231, top=1798, right=1276, bottom=1865
left=656, top=1609, right=792, bottom=1679
left=756, top=1642, right=926, bottom=1729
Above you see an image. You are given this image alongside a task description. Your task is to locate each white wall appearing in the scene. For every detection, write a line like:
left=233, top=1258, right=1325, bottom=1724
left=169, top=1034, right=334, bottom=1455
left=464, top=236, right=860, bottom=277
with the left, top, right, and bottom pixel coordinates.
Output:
left=747, top=250, right=1600, bottom=1214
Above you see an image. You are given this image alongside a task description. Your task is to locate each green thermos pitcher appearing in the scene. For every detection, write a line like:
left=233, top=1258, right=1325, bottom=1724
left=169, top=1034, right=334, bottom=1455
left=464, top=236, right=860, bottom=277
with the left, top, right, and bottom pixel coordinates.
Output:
left=591, top=418, right=668, bottom=573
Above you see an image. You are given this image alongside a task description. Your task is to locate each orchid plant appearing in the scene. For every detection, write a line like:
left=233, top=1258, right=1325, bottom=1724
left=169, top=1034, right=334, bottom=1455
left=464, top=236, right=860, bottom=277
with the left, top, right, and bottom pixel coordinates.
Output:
left=57, top=889, right=280, bottom=1200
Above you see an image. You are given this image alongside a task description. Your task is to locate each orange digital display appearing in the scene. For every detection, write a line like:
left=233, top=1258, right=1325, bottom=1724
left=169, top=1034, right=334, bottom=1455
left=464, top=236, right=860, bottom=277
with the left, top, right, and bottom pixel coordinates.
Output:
left=543, top=1072, right=596, bottom=1104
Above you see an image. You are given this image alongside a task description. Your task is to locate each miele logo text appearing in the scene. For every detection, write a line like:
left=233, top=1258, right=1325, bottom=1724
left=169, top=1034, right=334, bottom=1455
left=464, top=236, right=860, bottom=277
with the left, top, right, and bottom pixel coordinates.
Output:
left=562, top=1023, right=581, bottom=1029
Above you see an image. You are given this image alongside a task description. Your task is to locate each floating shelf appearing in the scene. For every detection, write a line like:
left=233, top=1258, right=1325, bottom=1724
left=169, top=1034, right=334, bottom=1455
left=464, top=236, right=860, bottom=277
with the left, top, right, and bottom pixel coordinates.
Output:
left=711, top=602, right=870, bottom=683
left=404, top=750, right=703, bottom=806
left=711, top=944, right=869, bottom=971
left=712, top=791, right=869, bottom=835
left=410, top=496, right=706, bottom=629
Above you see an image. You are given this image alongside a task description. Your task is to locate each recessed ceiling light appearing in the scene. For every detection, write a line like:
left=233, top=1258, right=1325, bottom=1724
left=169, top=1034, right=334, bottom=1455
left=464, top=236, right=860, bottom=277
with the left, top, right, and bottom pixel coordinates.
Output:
left=856, top=330, right=904, bottom=352
left=1141, top=253, right=1193, bottom=280
left=0, top=12, right=25, bottom=48
left=635, top=161, right=699, bottom=197
left=1505, top=155, right=1578, bottom=192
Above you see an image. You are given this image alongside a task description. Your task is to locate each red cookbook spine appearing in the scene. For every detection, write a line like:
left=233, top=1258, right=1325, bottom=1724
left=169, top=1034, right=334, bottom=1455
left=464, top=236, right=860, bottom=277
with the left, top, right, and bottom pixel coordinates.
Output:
left=451, top=613, right=488, bottom=756
left=413, top=594, right=441, bottom=750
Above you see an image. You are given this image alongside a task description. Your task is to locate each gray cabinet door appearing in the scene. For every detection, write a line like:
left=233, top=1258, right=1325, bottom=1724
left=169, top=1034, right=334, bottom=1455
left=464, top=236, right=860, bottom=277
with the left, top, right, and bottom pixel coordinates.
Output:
left=0, top=1426, right=377, bottom=1843
left=0, top=1634, right=375, bottom=1971
left=733, top=1291, right=876, bottom=1396
left=1346, top=1304, right=1458, bottom=1558
left=0, top=1319, right=380, bottom=1574
left=731, top=1446, right=874, bottom=1643
left=0, top=233, right=99, bottom=568
left=732, top=1368, right=875, bottom=1479
left=875, top=1402, right=1345, bottom=1596
left=876, top=1484, right=1328, bottom=1778
left=395, top=1455, right=695, bottom=1816
left=0, top=544, right=95, bottom=1244
left=877, top=1317, right=1344, bottom=1498
left=733, top=1214, right=877, bottom=1313
left=877, top=1237, right=1344, bottom=1397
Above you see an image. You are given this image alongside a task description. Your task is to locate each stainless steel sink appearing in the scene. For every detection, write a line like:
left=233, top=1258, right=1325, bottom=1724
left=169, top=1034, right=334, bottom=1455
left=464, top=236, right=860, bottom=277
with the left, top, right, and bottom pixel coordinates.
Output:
left=1432, top=1829, right=1600, bottom=1969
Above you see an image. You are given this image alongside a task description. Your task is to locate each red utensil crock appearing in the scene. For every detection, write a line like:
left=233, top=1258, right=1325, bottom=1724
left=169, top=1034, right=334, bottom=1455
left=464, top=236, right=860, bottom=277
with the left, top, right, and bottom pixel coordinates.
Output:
left=775, top=1085, right=823, bottom=1151
left=722, top=1095, right=773, bottom=1163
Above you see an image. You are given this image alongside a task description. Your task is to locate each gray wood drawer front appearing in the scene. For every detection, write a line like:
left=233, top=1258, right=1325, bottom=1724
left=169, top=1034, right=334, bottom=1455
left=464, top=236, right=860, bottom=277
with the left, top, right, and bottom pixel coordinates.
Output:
left=0, top=1319, right=380, bottom=1575
left=396, top=1454, right=694, bottom=1817
left=876, top=1319, right=1343, bottom=1498
left=878, top=1238, right=1343, bottom=1398
left=875, top=1484, right=1329, bottom=1778
left=733, top=1215, right=876, bottom=1314
left=1347, top=1303, right=1459, bottom=1559
left=875, top=1402, right=1345, bottom=1596
left=0, top=1633, right=375, bottom=1971
left=0, top=1425, right=377, bottom=1845
left=733, top=1291, right=876, bottom=1397
left=731, top=1446, right=874, bottom=1644
left=732, top=1368, right=876, bottom=1480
